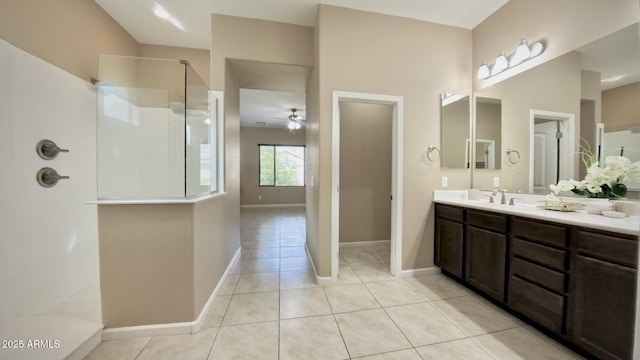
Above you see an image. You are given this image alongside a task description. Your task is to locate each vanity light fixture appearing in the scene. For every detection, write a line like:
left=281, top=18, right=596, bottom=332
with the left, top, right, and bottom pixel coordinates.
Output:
left=477, top=39, right=545, bottom=80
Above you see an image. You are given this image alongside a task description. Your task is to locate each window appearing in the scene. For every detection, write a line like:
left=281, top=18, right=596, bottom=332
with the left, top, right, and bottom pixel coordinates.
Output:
left=259, top=145, right=305, bottom=186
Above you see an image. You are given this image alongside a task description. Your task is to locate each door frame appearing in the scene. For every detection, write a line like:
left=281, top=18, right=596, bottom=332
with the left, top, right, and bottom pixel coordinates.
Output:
left=331, top=91, right=403, bottom=283
left=465, top=138, right=495, bottom=169
left=529, top=109, right=575, bottom=193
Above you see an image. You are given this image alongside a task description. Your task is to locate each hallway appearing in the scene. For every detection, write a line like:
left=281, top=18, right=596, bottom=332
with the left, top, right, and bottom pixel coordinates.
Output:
left=86, top=207, right=581, bottom=359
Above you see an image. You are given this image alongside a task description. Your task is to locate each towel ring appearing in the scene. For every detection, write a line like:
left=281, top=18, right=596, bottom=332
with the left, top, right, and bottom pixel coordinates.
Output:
left=506, top=149, right=520, bottom=164
left=424, top=146, right=440, bottom=163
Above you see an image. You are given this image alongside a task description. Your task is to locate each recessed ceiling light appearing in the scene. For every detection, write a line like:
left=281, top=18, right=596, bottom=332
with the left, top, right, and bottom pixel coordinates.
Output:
left=153, top=3, right=170, bottom=19
left=602, top=75, right=625, bottom=83
left=153, top=2, right=185, bottom=31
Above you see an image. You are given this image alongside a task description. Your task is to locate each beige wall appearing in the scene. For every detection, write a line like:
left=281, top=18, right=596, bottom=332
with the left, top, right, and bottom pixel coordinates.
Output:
left=223, top=63, right=242, bottom=251
left=0, top=2, right=211, bottom=88
left=0, top=0, right=139, bottom=81
left=473, top=0, right=639, bottom=91
left=98, top=197, right=235, bottom=328
left=211, top=15, right=314, bottom=91
left=305, top=15, right=322, bottom=272
left=240, top=127, right=307, bottom=205
left=339, top=102, right=392, bottom=243
left=99, top=204, right=194, bottom=327
left=602, top=82, right=640, bottom=132
left=139, top=44, right=211, bottom=88
left=313, top=5, right=473, bottom=275
left=193, top=196, right=238, bottom=316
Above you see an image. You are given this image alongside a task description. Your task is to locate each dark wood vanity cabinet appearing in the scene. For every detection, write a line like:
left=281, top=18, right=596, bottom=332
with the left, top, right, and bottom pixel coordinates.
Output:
left=569, top=229, right=638, bottom=360
left=434, top=204, right=464, bottom=278
left=508, top=218, right=568, bottom=335
left=465, top=210, right=507, bottom=302
left=433, top=203, right=638, bottom=360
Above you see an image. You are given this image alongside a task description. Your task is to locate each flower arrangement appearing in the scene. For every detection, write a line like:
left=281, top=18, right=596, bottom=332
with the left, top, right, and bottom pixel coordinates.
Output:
left=549, top=155, right=640, bottom=199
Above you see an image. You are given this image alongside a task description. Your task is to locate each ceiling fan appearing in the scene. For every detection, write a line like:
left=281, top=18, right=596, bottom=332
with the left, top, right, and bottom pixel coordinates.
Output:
left=275, top=108, right=305, bottom=132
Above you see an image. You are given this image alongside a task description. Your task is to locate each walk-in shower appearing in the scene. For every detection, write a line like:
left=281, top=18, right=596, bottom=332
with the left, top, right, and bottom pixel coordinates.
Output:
left=96, top=55, right=215, bottom=199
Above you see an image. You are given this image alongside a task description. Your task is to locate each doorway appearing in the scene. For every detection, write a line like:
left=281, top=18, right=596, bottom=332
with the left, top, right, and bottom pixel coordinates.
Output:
left=529, top=109, right=575, bottom=193
left=331, top=91, right=403, bottom=283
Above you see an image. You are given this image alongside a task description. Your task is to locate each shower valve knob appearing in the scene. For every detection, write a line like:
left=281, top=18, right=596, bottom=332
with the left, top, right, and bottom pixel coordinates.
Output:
left=36, top=139, right=69, bottom=160
left=37, top=167, right=70, bottom=188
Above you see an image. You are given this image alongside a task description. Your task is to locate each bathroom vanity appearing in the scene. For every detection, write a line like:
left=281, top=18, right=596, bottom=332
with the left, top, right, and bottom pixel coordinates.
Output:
left=434, top=192, right=639, bottom=360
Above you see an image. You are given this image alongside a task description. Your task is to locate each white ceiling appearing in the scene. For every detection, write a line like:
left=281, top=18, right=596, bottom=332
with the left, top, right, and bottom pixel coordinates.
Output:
left=239, top=89, right=306, bottom=128
left=94, top=0, right=509, bottom=129
left=95, top=0, right=510, bottom=50
left=577, top=23, right=640, bottom=91
left=95, top=1, right=639, bottom=129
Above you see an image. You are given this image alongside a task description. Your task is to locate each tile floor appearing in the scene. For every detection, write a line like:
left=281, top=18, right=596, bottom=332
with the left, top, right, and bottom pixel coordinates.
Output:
left=85, top=206, right=583, bottom=360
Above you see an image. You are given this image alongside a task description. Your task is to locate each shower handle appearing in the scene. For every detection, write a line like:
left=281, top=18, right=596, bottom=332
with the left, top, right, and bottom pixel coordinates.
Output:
left=37, top=167, right=70, bottom=188
left=36, top=139, right=69, bottom=160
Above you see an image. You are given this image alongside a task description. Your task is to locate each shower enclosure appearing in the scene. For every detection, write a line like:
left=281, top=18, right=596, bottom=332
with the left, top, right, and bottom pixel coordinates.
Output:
left=97, top=55, right=215, bottom=199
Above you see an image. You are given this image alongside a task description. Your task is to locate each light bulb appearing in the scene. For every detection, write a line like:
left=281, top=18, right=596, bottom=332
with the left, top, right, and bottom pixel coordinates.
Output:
left=530, top=42, right=544, bottom=58
left=509, top=40, right=531, bottom=67
left=477, top=63, right=490, bottom=80
left=295, top=122, right=301, bottom=130
left=491, top=52, right=508, bottom=76
left=287, top=122, right=295, bottom=130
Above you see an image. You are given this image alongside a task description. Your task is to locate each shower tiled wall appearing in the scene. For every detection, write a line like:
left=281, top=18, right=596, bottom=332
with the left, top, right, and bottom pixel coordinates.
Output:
left=0, top=39, right=102, bottom=360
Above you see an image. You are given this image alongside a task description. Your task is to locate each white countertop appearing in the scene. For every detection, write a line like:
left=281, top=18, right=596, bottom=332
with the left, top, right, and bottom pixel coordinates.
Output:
left=434, top=190, right=640, bottom=236
left=90, top=192, right=227, bottom=205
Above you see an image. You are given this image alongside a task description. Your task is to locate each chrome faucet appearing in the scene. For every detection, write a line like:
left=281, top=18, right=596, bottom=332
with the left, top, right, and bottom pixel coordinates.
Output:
left=497, top=190, right=507, bottom=205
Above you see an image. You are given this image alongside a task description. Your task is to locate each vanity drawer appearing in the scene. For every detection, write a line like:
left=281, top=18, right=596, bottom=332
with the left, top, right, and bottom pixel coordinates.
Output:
left=511, top=257, right=565, bottom=293
left=436, top=204, right=464, bottom=222
left=511, top=238, right=566, bottom=271
left=576, top=229, right=638, bottom=268
left=511, top=217, right=567, bottom=248
left=508, top=276, right=565, bottom=334
left=467, top=210, right=507, bottom=233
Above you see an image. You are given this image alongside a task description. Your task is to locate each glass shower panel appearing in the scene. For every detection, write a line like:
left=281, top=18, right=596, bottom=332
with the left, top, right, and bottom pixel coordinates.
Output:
left=97, top=55, right=188, bottom=199
left=185, top=65, right=215, bottom=197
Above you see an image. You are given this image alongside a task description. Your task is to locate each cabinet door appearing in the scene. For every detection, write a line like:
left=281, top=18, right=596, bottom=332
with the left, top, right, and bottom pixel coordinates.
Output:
left=435, top=217, right=464, bottom=278
left=465, top=226, right=506, bottom=302
left=570, top=255, right=636, bottom=360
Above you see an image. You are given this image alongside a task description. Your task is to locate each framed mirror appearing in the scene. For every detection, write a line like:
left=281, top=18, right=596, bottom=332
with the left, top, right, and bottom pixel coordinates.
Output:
left=440, top=93, right=471, bottom=169
left=474, top=97, right=502, bottom=170
left=471, top=22, right=640, bottom=195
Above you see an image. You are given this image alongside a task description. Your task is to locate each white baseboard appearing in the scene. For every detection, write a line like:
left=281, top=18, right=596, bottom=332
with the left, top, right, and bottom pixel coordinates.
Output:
left=339, top=240, right=390, bottom=248
left=400, top=266, right=441, bottom=277
left=305, top=243, right=332, bottom=285
left=240, top=203, right=306, bottom=208
left=102, top=246, right=242, bottom=340
left=67, top=327, right=103, bottom=360
left=102, top=322, right=193, bottom=341
left=191, top=246, right=242, bottom=333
